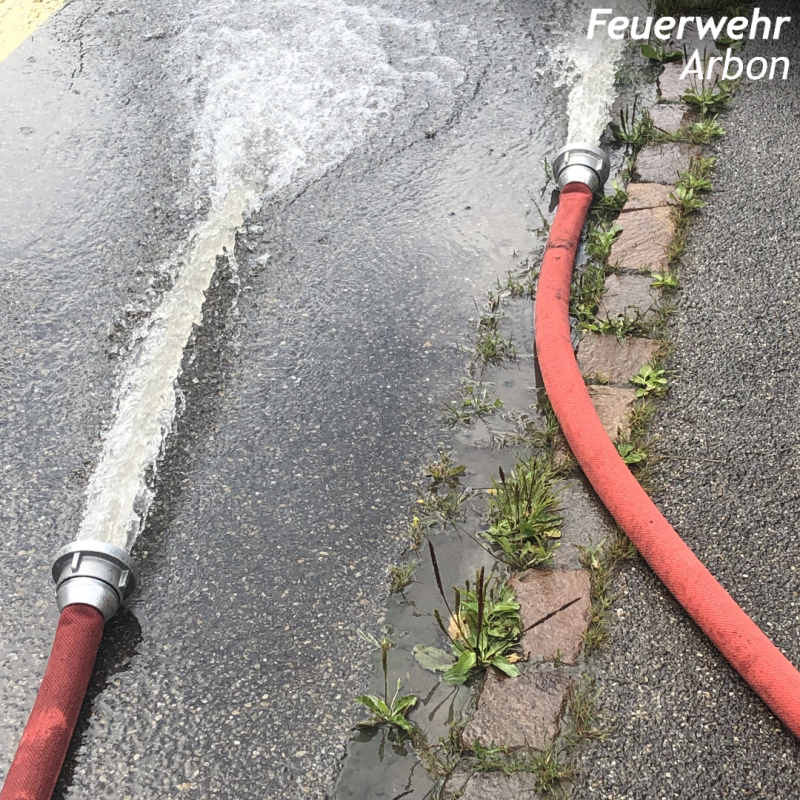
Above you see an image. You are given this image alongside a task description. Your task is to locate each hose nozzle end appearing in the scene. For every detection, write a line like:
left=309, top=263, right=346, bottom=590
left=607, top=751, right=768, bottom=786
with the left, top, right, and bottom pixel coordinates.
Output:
left=552, top=143, right=610, bottom=194
left=52, top=540, right=136, bottom=621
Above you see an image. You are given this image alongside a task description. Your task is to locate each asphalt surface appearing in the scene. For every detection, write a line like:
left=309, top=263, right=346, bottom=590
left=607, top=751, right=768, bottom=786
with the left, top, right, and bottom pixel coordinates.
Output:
left=0, top=1, right=608, bottom=797
left=576, top=4, right=800, bottom=797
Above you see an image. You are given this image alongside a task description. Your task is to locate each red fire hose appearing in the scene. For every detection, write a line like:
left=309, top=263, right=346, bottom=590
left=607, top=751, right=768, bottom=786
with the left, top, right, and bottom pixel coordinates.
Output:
left=535, top=181, right=800, bottom=737
left=0, top=604, right=104, bottom=800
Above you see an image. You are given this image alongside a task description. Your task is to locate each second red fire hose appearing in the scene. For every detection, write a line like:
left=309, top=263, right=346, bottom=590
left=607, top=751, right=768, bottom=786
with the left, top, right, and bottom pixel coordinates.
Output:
left=535, top=180, right=800, bottom=738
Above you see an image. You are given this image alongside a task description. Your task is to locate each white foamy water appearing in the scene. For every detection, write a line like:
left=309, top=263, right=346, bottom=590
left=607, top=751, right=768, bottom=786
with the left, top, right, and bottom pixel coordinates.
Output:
left=558, top=0, right=648, bottom=144
left=566, top=36, right=627, bottom=144
left=77, top=1, right=466, bottom=550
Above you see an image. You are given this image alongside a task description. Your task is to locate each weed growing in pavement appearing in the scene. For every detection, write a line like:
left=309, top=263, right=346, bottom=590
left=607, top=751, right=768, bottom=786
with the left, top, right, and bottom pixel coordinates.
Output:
left=628, top=397, right=656, bottom=444
left=683, top=80, right=733, bottom=117
left=640, top=41, right=682, bottom=63
left=484, top=459, right=563, bottom=570
left=563, top=677, right=610, bottom=744
left=474, top=326, right=516, bottom=365
left=580, top=540, right=626, bottom=654
left=678, top=155, right=715, bottom=194
left=406, top=451, right=471, bottom=542
left=427, top=542, right=581, bottom=690
left=581, top=315, right=629, bottom=339
left=580, top=308, right=657, bottom=340
left=663, top=155, right=716, bottom=270
left=530, top=200, right=552, bottom=239
left=653, top=116, right=726, bottom=147
left=529, top=747, right=574, bottom=794
left=607, top=527, right=639, bottom=562
left=520, top=390, right=562, bottom=453
left=688, top=116, right=725, bottom=143
left=425, top=450, right=466, bottom=490
left=671, top=185, right=707, bottom=213
left=471, top=743, right=520, bottom=775
left=415, top=723, right=468, bottom=785
left=653, top=156, right=716, bottom=272
left=388, top=562, right=417, bottom=593
left=586, top=225, right=621, bottom=262
left=407, top=514, right=428, bottom=550
left=695, top=155, right=718, bottom=177
left=610, top=100, right=654, bottom=151
left=651, top=272, right=679, bottom=289
left=445, top=381, right=503, bottom=426
left=619, top=151, right=638, bottom=184
left=617, top=397, right=658, bottom=483
left=571, top=185, right=643, bottom=337
left=650, top=298, right=676, bottom=340
left=579, top=527, right=647, bottom=654
left=581, top=531, right=636, bottom=655
left=666, top=217, right=690, bottom=267
left=355, top=631, right=418, bottom=734
left=616, top=441, right=648, bottom=465
left=631, top=364, right=668, bottom=398
left=679, top=169, right=712, bottom=193
left=429, top=543, right=523, bottom=684
left=542, top=154, right=555, bottom=187
left=590, top=184, right=628, bottom=225
left=472, top=742, right=573, bottom=790
left=462, top=677, right=607, bottom=792
left=416, top=487, right=469, bottom=526
left=662, top=158, right=716, bottom=268
left=571, top=261, right=607, bottom=331
left=495, top=267, right=537, bottom=300
left=472, top=294, right=517, bottom=366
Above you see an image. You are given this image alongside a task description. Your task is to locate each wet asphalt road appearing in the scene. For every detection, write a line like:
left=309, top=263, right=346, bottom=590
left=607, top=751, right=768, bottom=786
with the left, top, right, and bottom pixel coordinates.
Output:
left=0, top=1, right=599, bottom=797
left=576, top=4, right=800, bottom=797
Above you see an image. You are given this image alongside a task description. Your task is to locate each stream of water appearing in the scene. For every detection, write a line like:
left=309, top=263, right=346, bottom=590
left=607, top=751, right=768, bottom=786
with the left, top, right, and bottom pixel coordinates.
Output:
left=76, top=1, right=468, bottom=550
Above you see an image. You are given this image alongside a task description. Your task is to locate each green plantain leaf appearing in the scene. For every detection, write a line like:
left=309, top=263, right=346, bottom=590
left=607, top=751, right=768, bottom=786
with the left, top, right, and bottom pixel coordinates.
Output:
left=444, top=649, right=477, bottom=685
left=390, top=714, right=414, bottom=733
left=491, top=656, right=521, bottom=678
left=393, top=695, right=418, bottom=715
left=640, top=43, right=659, bottom=60
left=355, top=694, right=390, bottom=718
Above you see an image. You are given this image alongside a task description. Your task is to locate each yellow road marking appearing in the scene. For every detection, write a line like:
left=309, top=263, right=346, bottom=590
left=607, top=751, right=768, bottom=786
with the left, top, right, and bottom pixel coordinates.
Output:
left=0, top=0, right=67, bottom=64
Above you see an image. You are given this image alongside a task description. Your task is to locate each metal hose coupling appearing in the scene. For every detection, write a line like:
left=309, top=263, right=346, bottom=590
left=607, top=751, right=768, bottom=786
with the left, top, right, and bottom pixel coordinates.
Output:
left=52, top=540, right=136, bottom=621
left=552, top=143, right=610, bottom=194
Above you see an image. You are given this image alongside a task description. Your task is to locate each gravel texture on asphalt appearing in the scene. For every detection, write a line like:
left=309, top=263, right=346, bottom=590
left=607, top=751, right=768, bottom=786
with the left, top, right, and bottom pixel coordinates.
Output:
left=575, top=4, right=800, bottom=797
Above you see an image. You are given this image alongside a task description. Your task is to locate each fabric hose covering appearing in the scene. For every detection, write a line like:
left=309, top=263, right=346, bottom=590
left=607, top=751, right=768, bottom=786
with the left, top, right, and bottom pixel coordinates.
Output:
left=1, top=604, right=104, bottom=800
left=535, top=181, right=800, bottom=737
